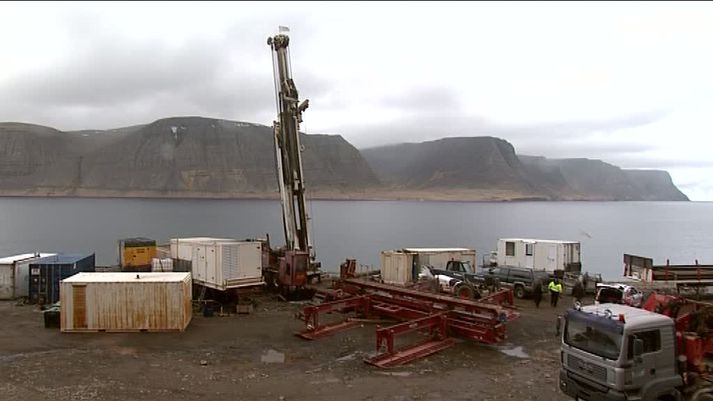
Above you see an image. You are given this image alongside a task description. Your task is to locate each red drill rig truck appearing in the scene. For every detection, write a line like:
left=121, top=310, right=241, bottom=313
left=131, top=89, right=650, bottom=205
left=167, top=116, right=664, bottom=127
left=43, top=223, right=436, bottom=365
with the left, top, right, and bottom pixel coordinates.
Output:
left=264, top=28, right=321, bottom=298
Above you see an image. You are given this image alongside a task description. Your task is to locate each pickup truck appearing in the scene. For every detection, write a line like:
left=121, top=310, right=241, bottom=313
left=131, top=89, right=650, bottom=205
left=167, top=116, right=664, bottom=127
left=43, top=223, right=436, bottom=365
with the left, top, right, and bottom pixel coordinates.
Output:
left=594, top=282, right=644, bottom=307
left=478, top=265, right=552, bottom=299
left=426, top=260, right=488, bottom=299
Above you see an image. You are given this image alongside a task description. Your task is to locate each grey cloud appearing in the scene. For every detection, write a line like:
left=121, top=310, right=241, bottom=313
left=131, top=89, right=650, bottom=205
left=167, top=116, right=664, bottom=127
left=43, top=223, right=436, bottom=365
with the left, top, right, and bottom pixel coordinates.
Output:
left=0, top=11, right=332, bottom=130
left=343, top=107, right=667, bottom=149
left=378, top=86, right=463, bottom=112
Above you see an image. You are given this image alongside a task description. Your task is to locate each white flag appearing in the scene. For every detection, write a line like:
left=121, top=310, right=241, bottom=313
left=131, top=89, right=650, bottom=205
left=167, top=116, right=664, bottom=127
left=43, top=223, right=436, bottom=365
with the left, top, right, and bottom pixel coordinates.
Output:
left=279, top=26, right=290, bottom=33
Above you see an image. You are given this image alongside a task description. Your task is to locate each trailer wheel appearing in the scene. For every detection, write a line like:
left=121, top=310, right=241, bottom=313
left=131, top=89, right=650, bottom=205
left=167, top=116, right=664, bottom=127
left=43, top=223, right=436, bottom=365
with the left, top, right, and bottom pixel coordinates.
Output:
left=455, top=284, right=475, bottom=300
left=514, top=285, right=526, bottom=299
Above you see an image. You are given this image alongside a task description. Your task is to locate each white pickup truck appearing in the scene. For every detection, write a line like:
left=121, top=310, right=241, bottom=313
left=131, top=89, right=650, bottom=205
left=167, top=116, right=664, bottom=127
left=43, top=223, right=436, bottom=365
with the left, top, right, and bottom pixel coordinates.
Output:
left=594, top=283, right=644, bottom=308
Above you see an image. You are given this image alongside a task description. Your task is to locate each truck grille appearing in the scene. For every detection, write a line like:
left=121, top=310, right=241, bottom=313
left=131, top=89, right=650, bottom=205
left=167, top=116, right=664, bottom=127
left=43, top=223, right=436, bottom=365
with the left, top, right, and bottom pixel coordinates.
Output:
left=568, top=354, right=607, bottom=382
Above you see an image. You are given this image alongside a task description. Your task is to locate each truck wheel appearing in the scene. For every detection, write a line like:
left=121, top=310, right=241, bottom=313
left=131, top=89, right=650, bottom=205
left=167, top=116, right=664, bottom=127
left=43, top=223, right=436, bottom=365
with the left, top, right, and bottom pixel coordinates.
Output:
left=514, top=285, right=526, bottom=299
left=456, top=284, right=474, bottom=300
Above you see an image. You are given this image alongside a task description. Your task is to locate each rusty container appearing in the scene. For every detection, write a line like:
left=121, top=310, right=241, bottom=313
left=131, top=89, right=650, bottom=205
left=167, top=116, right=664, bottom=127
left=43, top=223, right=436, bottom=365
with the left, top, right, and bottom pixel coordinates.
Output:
left=60, top=272, right=192, bottom=332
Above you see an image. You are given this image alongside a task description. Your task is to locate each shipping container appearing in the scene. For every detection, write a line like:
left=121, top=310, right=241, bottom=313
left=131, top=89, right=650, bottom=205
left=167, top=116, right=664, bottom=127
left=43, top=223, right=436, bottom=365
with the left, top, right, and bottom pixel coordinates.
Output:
left=495, top=238, right=581, bottom=273
left=0, top=253, right=56, bottom=299
left=29, top=254, right=95, bottom=305
left=380, top=248, right=477, bottom=286
left=170, top=237, right=263, bottom=291
left=60, top=272, right=192, bottom=332
left=118, top=237, right=157, bottom=271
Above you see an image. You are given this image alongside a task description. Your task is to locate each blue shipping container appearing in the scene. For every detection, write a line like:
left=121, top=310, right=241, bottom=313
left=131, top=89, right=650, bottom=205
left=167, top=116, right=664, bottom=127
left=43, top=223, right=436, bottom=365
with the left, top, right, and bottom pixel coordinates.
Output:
left=29, top=254, right=95, bottom=304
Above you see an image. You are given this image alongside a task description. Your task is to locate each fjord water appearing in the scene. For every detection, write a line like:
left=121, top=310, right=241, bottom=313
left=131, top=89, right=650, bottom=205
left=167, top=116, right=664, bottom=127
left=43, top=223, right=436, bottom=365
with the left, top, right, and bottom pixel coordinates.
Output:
left=0, top=197, right=711, bottom=280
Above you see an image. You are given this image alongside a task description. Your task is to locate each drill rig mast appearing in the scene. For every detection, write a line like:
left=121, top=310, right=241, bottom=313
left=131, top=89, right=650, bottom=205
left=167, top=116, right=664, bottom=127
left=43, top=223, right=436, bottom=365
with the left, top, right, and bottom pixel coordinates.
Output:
left=267, top=28, right=320, bottom=294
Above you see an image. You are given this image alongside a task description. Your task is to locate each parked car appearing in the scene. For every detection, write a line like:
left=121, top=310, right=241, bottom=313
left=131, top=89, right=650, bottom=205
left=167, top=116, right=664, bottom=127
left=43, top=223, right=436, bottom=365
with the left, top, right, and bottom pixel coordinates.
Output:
left=594, top=282, right=644, bottom=307
left=477, top=265, right=552, bottom=299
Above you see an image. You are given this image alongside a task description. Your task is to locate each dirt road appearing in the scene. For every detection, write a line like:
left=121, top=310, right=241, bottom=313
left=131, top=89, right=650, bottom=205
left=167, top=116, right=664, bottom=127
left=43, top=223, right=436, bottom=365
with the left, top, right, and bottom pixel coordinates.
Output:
left=0, top=290, right=576, bottom=401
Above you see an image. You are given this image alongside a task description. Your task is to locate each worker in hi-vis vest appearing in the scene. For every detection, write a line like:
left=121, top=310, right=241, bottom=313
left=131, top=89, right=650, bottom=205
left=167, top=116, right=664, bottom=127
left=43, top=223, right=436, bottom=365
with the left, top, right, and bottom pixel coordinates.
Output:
left=548, top=278, right=563, bottom=307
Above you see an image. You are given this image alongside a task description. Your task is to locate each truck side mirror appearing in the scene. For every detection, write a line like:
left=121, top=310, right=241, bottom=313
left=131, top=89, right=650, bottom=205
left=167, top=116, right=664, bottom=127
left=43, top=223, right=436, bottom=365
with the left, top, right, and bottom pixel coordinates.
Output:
left=633, top=338, right=644, bottom=363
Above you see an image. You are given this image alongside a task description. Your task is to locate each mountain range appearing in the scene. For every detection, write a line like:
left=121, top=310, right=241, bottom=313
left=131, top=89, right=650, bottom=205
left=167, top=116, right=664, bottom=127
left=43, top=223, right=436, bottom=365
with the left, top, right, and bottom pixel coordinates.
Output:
left=0, top=116, right=688, bottom=201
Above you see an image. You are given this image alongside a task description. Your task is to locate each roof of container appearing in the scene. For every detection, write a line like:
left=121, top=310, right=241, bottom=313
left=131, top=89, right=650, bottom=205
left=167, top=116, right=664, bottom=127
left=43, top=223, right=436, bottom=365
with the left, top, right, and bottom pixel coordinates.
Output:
left=0, top=253, right=56, bottom=265
left=401, top=248, right=475, bottom=253
left=171, top=237, right=236, bottom=243
left=499, top=238, right=579, bottom=244
left=120, top=237, right=155, bottom=244
left=63, top=272, right=190, bottom=283
left=31, top=254, right=94, bottom=265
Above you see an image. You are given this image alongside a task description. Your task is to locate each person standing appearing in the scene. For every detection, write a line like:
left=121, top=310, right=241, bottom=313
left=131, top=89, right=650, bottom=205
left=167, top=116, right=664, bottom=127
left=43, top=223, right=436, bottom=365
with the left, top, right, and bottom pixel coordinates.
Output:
left=572, top=278, right=585, bottom=304
left=532, top=278, right=543, bottom=308
left=549, top=278, right=562, bottom=307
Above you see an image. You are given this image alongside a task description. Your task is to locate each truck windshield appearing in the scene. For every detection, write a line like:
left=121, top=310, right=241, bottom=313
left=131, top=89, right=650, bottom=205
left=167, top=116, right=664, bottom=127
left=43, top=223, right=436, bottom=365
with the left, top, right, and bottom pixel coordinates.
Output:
left=461, top=261, right=472, bottom=273
left=564, top=312, right=623, bottom=360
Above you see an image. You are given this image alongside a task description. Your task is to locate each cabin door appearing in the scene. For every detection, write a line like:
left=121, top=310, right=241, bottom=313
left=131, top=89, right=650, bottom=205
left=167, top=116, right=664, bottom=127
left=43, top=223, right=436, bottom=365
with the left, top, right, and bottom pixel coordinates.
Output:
left=72, top=285, right=87, bottom=329
left=547, top=246, right=557, bottom=270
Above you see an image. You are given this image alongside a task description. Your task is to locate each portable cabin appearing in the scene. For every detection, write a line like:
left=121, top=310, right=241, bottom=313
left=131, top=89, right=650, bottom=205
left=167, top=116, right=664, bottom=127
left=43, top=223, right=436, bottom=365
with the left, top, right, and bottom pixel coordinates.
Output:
left=60, top=272, right=192, bottom=332
left=495, top=239, right=581, bottom=273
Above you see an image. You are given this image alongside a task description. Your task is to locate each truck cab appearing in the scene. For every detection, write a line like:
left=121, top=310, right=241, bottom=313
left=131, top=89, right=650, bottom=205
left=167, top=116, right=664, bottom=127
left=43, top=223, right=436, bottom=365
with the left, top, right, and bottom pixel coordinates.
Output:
left=559, top=303, right=682, bottom=401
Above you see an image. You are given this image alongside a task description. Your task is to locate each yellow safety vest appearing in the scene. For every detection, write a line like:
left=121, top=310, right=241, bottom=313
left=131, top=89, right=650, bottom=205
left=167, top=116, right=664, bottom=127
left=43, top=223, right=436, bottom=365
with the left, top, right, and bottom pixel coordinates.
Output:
left=548, top=281, right=562, bottom=293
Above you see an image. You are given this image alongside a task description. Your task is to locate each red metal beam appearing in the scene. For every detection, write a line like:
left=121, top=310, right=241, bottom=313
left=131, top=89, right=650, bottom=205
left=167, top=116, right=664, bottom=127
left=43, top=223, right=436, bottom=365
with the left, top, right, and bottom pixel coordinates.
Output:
left=365, top=313, right=455, bottom=368
left=341, top=278, right=516, bottom=320
left=296, top=278, right=520, bottom=368
left=296, top=295, right=370, bottom=339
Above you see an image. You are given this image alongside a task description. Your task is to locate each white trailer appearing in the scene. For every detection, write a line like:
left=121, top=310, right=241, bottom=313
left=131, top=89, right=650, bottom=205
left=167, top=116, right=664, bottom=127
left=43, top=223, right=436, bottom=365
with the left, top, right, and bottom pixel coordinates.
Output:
left=495, top=238, right=581, bottom=273
left=380, top=248, right=476, bottom=286
left=169, top=237, right=264, bottom=291
left=0, top=253, right=56, bottom=299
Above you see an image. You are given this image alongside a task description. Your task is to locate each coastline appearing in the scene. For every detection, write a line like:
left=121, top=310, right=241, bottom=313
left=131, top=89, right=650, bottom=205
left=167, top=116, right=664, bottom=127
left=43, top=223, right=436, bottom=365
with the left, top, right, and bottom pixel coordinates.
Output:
left=0, top=187, right=678, bottom=202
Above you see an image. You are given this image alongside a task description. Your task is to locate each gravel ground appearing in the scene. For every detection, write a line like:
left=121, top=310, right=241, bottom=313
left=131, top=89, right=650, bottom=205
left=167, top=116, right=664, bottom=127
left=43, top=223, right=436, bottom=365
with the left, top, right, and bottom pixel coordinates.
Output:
left=0, top=286, right=579, bottom=401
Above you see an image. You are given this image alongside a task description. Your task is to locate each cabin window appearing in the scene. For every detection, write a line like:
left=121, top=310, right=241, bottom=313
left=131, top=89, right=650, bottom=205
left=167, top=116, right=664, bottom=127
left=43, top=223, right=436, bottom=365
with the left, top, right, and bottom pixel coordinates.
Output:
left=627, top=330, right=661, bottom=359
left=505, top=242, right=515, bottom=256
left=525, top=243, right=533, bottom=256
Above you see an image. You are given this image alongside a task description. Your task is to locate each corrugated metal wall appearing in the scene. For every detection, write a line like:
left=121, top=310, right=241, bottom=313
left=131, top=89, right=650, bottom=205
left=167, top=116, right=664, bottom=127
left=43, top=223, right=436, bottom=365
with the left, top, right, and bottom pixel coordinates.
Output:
left=60, top=275, right=192, bottom=332
left=29, top=254, right=96, bottom=304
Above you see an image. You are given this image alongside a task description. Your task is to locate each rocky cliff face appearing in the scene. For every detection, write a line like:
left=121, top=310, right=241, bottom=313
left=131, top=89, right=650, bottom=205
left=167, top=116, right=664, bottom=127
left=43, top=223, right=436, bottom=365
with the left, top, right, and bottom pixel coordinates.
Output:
left=0, top=117, right=380, bottom=196
left=0, top=119, right=688, bottom=201
left=363, top=138, right=689, bottom=201
left=518, top=156, right=689, bottom=201
left=362, top=137, right=534, bottom=190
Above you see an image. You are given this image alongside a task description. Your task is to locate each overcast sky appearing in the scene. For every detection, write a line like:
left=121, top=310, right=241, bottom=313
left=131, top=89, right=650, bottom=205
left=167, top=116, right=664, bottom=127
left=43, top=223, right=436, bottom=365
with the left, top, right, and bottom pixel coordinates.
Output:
left=1, top=2, right=712, bottom=200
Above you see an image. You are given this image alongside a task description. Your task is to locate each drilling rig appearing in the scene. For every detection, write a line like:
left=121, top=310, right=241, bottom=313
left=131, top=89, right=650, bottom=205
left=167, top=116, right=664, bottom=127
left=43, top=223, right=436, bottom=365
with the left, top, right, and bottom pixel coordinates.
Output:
left=264, top=28, right=321, bottom=298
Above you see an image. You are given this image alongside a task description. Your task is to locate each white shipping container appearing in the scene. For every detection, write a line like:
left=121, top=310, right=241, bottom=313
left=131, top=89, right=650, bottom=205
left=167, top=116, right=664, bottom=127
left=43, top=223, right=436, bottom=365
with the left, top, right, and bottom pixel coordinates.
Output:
left=170, top=238, right=264, bottom=290
left=0, top=253, right=56, bottom=299
left=380, top=248, right=477, bottom=286
left=60, top=272, right=192, bottom=332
